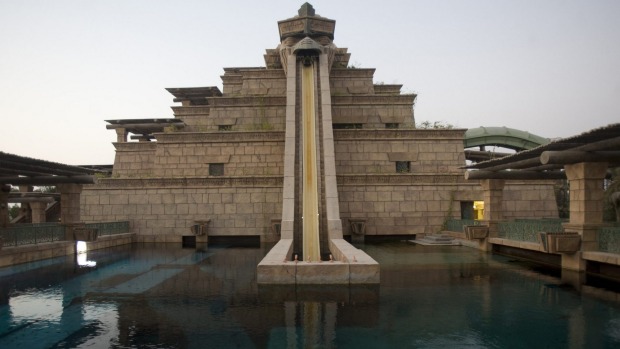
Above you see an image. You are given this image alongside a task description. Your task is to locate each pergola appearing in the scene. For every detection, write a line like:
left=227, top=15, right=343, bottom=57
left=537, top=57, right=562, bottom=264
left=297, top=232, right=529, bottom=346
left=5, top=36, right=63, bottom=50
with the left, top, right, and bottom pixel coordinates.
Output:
left=465, top=123, right=620, bottom=179
left=106, top=118, right=186, bottom=142
left=463, top=123, right=620, bottom=271
left=0, top=151, right=99, bottom=227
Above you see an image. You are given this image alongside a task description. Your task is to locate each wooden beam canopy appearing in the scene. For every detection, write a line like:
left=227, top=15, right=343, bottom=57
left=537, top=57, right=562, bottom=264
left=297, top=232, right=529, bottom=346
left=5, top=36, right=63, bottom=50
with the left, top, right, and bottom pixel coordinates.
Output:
left=0, top=152, right=98, bottom=186
left=465, top=170, right=566, bottom=180
left=464, top=123, right=620, bottom=181
left=541, top=151, right=620, bottom=165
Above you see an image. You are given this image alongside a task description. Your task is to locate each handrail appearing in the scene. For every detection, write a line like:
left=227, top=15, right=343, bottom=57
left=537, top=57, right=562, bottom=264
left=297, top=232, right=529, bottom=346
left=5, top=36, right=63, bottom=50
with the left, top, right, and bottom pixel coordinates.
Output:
left=0, top=221, right=130, bottom=247
left=498, top=219, right=564, bottom=243
left=443, top=219, right=481, bottom=232
left=0, top=223, right=65, bottom=247
left=598, top=226, right=620, bottom=254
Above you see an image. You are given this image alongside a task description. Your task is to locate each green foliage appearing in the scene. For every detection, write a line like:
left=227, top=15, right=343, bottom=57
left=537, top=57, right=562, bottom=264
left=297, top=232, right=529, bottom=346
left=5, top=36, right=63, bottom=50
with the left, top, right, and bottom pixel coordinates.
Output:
left=554, top=180, right=570, bottom=219
left=347, top=61, right=362, bottom=69
left=8, top=204, right=20, bottom=220
left=163, top=124, right=181, bottom=133
left=440, top=191, right=456, bottom=232
left=416, top=120, right=455, bottom=129
left=604, top=167, right=620, bottom=222
left=34, top=186, right=56, bottom=193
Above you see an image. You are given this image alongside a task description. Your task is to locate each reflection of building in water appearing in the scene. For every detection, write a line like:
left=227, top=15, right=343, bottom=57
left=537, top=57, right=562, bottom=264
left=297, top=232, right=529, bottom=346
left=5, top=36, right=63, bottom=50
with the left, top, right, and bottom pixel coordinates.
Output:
left=76, top=241, right=97, bottom=267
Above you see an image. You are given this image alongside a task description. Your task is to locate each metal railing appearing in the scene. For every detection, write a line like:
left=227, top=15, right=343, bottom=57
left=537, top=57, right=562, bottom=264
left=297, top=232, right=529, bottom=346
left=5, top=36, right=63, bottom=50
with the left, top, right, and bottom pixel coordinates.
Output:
left=443, top=219, right=481, bottom=232
left=598, top=226, right=620, bottom=254
left=0, top=223, right=66, bottom=247
left=85, top=221, right=130, bottom=237
left=498, top=219, right=565, bottom=243
left=0, top=221, right=131, bottom=247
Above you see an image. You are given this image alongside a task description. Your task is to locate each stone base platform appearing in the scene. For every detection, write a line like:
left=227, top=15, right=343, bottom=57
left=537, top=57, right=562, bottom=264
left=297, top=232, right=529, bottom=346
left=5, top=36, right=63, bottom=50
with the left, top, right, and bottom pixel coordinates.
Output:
left=257, top=238, right=380, bottom=284
left=0, top=233, right=135, bottom=268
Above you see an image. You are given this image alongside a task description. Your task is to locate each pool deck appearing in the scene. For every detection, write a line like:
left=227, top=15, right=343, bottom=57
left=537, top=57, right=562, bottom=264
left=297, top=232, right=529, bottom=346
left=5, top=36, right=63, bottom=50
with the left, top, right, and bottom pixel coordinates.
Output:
left=0, top=233, right=135, bottom=267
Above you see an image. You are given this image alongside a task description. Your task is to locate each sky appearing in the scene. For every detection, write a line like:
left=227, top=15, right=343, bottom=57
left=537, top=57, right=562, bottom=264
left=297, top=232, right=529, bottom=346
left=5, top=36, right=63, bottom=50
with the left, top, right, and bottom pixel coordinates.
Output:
left=1, top=0, right=618, bottom=165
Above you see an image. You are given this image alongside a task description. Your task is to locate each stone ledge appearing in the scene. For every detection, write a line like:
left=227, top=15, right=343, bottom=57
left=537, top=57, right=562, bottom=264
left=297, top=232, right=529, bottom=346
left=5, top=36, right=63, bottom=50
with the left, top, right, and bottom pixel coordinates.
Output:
left=489, top=237, right=546, bottom=252
left=154, top=131, right=285, bottom=143
left=257, top=238, right=380, bottom=284
left=92, top=176, right=284, bottom=189
left=0, top=241, right=75, bottom=268
left=337, top=174, right=470, bottom=185
left=582, top=251, right=620, bottom=266
left=334, top=129, right=467, bottom=140
left=87, top=233, right=136, bottom=250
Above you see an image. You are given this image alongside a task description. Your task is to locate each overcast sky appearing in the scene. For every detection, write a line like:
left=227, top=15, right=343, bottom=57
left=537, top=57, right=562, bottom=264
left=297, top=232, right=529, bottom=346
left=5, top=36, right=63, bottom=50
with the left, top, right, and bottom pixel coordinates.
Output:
left=1, top=0, right=618, bottom=165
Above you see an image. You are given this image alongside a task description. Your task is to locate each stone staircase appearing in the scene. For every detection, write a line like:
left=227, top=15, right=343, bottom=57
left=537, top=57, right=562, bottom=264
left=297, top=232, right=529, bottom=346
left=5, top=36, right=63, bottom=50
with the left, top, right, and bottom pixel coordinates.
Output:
left=411, top=234, right=461, bottom=246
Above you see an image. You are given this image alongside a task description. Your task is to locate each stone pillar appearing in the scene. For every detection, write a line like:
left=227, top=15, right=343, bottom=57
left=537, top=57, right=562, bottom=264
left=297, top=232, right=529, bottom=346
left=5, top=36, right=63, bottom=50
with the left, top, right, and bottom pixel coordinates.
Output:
left=57, top=183, right=83, bottom=240
left=319, top=51, right=343, bottom=240
left=280, top=52, right=297, bottom=240
left=562, top=162, right=607, bottom=271
left=0, top=185, right=10, bottom=228
left=480, top=179, right=505, bottom=251
left=18, top=185, right=33, bottom=222
left=115, top=128, right=128, bottom=143
left=29, top=201, right=47, bottom=223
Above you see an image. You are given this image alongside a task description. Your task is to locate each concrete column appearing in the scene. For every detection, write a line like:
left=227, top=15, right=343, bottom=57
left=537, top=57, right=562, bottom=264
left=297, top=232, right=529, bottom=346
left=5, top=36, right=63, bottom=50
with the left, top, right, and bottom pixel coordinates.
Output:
left=18, top=185, right=33, bottom=222
left=0, top=185, right=10, bottom=228
left=318, top=52, right=342, bottom=239
left=562, top=162, right=607, bottom=271
left=57, top=183, right=83, bottom=224
left=115, top=128, right=128, bottom=143
left=280, top=53, right=297, bottom=240
left=57, top=183, right=83, bottom=240
left=480, top=179, right=505, bottom=251
left=29, top=201, right=47, bottom=223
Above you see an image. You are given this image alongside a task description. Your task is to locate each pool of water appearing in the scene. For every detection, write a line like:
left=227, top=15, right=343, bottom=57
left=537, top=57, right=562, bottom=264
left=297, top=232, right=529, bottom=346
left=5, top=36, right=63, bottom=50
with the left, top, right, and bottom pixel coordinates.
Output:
left=1, top=242, right=620, bottom=348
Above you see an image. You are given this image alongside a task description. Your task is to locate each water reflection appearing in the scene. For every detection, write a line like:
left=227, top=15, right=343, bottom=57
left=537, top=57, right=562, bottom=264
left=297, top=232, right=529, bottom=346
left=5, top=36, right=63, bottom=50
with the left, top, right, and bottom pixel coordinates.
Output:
left=75, top=241, right=96, bottom=268
left=1, top=243, right=620, bottom=348
left=9, top=287, right=63, bottom=323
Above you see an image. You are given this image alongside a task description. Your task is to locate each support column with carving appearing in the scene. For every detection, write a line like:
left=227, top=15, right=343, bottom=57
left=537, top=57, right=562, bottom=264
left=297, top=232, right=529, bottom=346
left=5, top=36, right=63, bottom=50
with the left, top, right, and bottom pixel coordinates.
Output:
left=57, top=183, right=83, bottom=240
left=481, top=179, right=505, bottom=251
left=562, top=162, right=607, bottom=271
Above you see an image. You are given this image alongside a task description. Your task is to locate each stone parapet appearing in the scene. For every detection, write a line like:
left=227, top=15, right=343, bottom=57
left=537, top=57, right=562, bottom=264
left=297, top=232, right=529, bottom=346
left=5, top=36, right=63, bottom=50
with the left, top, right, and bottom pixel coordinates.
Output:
left=334, top=129, right=466, bottom=140
left=332, top=94, right=416, bottom=105
left=0, top=241, right=75, bottom=267
left=154, top=131, right=284, bottom=143
left=93, top=176, right=283, bottom=189
left=337, top=174, right=468, bottom=185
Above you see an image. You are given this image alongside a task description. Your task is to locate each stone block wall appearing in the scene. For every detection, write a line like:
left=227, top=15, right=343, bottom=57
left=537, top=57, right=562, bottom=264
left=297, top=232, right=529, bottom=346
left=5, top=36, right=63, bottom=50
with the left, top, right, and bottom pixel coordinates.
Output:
left=334, top=129, right=466, bottom=174
left=170, top=106, right=211, bottom=130
left=175, top=97, right=287, bottom=132
left=112, top=142, right=157, bottom=177
left=331, top=95, right=416, bottom=128
left=146, top=132, right=285, bottom=177
left=338, top=180, right=478, bottom=235
left=81, top=179, right=283, bottom=242
left=329, top=68, right=376, bottom=95
left=502, top=181, right=559, bottom=219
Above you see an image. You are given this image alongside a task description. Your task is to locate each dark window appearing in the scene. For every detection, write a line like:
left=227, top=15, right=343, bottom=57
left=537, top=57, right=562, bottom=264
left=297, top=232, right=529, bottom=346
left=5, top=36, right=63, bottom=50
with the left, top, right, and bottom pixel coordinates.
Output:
left=385, top=123, right=399, bottom=129
left=395, top=161, right=410, bottom=173
left=333, top=123, right=363, bottom=129
left=218, top=125, right=232, bottom=131
left=460, top=201, right=474, bottom=220
left=209, top=163, right=224, bottom=176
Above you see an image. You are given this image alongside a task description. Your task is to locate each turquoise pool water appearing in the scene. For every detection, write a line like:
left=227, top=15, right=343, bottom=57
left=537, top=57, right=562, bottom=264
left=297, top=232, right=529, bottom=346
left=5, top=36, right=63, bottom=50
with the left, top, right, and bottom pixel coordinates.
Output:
left=1, top=242, right=620, bottom=348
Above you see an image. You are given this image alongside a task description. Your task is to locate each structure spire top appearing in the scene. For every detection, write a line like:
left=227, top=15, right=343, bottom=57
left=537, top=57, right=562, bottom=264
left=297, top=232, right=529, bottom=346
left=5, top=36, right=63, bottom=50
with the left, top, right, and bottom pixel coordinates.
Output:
left=278, top=3, right=335, bottom=41
left=298, top=3, right=316, bottom=17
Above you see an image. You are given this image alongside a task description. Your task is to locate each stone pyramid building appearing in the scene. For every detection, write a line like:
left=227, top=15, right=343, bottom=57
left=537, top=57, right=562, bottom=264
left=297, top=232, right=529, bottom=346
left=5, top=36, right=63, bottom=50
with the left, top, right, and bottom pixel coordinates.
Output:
left=81, top=3, right=558, bottom=260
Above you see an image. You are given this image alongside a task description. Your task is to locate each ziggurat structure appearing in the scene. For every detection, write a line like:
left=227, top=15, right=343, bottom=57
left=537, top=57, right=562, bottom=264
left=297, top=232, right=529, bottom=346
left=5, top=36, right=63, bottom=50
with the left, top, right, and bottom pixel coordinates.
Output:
left=81, top=3, right=558, bottom=283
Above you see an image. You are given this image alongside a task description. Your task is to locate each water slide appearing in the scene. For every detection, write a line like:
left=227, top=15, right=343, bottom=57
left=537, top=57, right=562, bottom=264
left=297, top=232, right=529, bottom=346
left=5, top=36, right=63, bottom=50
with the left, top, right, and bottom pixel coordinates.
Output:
left=464, top=126, right=550, bottom=151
